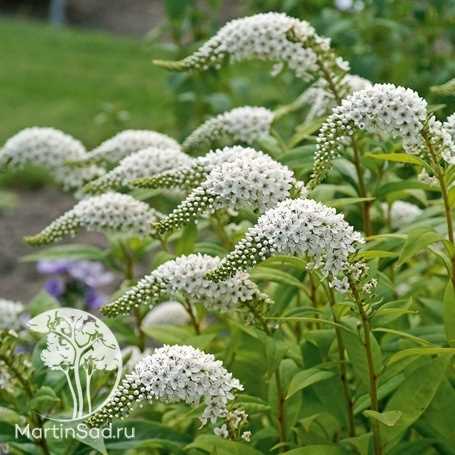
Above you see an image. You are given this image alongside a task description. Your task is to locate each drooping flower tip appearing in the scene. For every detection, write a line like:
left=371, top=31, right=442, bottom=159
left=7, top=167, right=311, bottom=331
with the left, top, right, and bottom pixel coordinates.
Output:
left=82, top=147, right=192, bottom=194
left=154, top=152, right=300, bottom=236
left=86, top=344, right=245, bottom=433
left=25, top=193, right=160, bottom=247
left=182, top=106, right=275, bottom=152
left=102, top=253, right=271, bottom=318
left=206, top=198, right=363, bottom=292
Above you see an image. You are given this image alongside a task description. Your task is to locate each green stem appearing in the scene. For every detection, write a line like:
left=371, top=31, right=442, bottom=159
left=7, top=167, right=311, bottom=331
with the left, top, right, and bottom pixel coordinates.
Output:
left=326, top=287, right=356, bottom=437
left=348, top=278, right=382, bottom=455
left=119, top=241, right=146, bottom=351
left=182, top=299, right=201, bottom=335
left=274, top=368, right=287, bottom=452
left=423, top=134, right=455, bottom=288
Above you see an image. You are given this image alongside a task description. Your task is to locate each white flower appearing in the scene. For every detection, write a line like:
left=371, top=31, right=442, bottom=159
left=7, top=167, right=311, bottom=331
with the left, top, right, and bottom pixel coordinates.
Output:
left=156, top=153, right=303, bottom=235
left=298, top=74, right=372, bottom=121
left=427, top=115, right=455, bottom=165
left=0, top=299, right=24, bottom=330
left=121, top=346, right=154, bottom=373
left=131, top=146, right=268, bottom=191
left=102, top=253, right=270, bottom=317
left=74, top=130, right=181, bottom=166
left=141, top=301, right=191, bottom=327
left=86, top=344, right=244, bottom=432
left=182, top=107, right=274, bottom=153
left=384, top=201, right=422, bottom=230
left=207, top=198, right=364, bottom=292
left=84, top=147, right=192, bottom=194
left=0, top=127, right=103, bottom=190
left=311, top=83, right=428, bottom=187
left=25, top=192, right=161, bottom=246
left=444, top=113, right=455, bottom=140
left=154, top=13, right=348, bottom=81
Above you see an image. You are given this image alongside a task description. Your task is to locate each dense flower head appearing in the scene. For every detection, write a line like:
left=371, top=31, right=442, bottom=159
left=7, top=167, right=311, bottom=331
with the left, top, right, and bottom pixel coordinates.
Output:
left=131, top=146, right=266, bottom=191
left=102, top=253, right=271, bottom=317
left=311, top=83, right=428, bottom=187
left=86, top=344, right=244, bottom=432
left=0, top=299, right=24, bottom=330
left=154, top=13, right=348, bottom=81
left=72, top=130, right=181, bottom=166
left=182, top=107, right=274, bottom=153
left=384, top=201, right=422, bottom=230
left=207, top=198, right=364, bottom=292
left=155, top=153, right=303, bottom=235
left=83, top=147, right=192, bottom=194
left=298, top=74, right=372, bottom=121
left=0, top=127, right=103, bottom=190
left=25, top=192, right=160, bottom=246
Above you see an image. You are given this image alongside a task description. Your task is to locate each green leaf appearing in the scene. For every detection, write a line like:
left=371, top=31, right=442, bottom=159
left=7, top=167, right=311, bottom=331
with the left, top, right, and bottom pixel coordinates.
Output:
left=342, top=325, right=383, bottom=393
left=142, top=324, right=215, bottom=349
left=283, top=446, right=348, bottom=455
left=251, top=267, right=306, bottom=290
left=21, top=244, right=106, bottom=262
left=30, top=386, right=60, bottom=413
left=326, top=197, right=375, bottom=209
left=175, top=223, right=198, bottom=255
left=28, top=291, right=60, bottom=316
left=286, top=368, right=335, bottom=399
left=357, top=250, right=398, bottom=259
left=382, top=356, right=450, bottom=449
left=443, top=282, right=455, bottom=346
left=366, top=152, right=425, bottom=166
left=185, top=435, right=262, bottom=455
left=363, top=410, right=402, bottom=427
left=398, top=230, right=444, bottom=266
left=388, top=347, right=455, bottom=365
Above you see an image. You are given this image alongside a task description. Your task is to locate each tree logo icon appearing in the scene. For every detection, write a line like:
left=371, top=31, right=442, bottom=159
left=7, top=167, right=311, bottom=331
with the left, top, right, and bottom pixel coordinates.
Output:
left=27, top=308, right=122, bottom=422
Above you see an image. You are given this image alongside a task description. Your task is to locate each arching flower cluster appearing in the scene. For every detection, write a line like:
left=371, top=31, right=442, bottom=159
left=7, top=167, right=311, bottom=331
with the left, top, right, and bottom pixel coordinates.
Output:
left=298, top=74, right=372, bottom=121
left=25, top=192, right=160, bottom=246
left=131, top=146, right=267, bottom=191
left=182, top=107, right=274, bottom=153
left=72, top=130, right=181, bottom=166
left=206, top=198, right=364, bottom=292
left=83, top=147, right=193, bottom=194
left=102, top=253, right=271, bottom=317
left=311, top=84, right=428, bottom=187
left=422, top=116, right=455, bottom=165
left=154, top=13, right=348, bottom=82
left=155, top=153, right=304, bottom=235
left=86, top=344, right=245, bottom=434
left=444, top=113, right=455, bottom=140
left=384, top=201, right=422, bottom=230
left=0, top=299, right=24, bottom=330
left=0, top=127, right=103, bottom=190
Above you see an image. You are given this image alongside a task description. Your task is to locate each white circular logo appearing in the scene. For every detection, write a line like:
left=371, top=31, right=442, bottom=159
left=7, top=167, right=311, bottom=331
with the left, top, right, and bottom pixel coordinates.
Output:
left=27, top=308, right=122, bottom=422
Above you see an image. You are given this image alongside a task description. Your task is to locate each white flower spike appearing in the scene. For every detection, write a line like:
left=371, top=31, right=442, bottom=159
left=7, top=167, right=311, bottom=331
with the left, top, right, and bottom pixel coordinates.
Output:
left=0, top=299, right=24, bottom=330
left=83, top=147, right=192, bottom=194
left=102, top=253, right=271, bottom=318
left=71, top=130, right=180, bottom=166
left=154, top=153, right=304, bottom=236
left=86, top=344, right=245, bottom=435
left=0, top=127, right=103, bottom=190
left=207, top=198, right=364, bottom=292
left=182, top=107, right=274, bottom=153
left=25, top=192, right=160, bottom=246
left=154, top=12, right=348, bottom=82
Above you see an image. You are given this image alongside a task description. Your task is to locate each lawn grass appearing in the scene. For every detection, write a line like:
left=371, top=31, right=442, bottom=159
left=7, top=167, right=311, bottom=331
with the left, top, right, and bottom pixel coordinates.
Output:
left=0, top=19, right=175, bottom=147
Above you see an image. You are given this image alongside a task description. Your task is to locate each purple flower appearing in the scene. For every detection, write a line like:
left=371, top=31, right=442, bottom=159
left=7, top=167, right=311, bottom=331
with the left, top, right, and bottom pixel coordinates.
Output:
left=37, top=260, right=72, bottom=275
left=67, top=262, right=114, bottom=288
left=44, top=278, right=66, bottom=298
left=85, top=287, right=107, bottom=310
